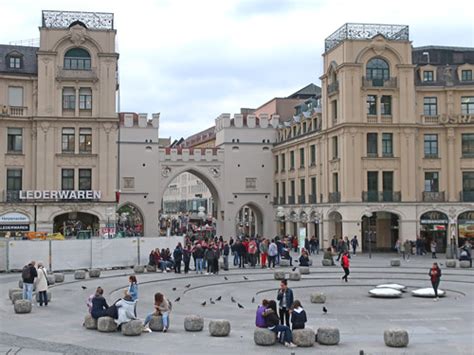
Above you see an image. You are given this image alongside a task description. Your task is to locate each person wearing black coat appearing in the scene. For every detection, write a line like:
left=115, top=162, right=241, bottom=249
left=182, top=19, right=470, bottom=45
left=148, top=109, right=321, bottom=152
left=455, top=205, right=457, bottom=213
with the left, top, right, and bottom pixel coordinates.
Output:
left=173, top=243, right=183, bottom=273
left=277, top=279, right=294, bottom=326
left=290, top=300, right=307, bottom=330
left=183, top=244, right=192, bottom=274
left=90, top=287, right=109, bottom=319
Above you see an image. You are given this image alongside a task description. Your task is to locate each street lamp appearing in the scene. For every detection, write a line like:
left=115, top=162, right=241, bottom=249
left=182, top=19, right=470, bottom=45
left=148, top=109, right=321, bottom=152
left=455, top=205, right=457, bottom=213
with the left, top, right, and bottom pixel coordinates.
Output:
left=364, top=212, right=373, bottom=259
left=197, top=206, right=206, bottom=238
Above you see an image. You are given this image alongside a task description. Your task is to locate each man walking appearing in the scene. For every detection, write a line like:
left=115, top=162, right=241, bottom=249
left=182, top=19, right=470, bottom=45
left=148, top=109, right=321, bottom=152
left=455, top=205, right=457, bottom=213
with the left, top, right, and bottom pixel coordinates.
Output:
left=351, top=236, right=359, bottom=255
left=341, top=251, right=350, bottom=282
left=276, top=279, right=294, bottom=326
left=22, top=260, right=38, bottom=301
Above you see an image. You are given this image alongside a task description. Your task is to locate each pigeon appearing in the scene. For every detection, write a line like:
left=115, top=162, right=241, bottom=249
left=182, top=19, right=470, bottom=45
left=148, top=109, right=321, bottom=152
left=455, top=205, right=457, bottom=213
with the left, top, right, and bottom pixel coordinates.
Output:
left=237, top=303, right=244, bottom=309
left=323, top=306, right=327, bottom=314
left=81, top=286, right=87, bottom=290
left=172, top=287, right=177, bottom=291
left=210, top=299, right=216, bottom=305
left=174, top=297, right=181, bottom=302
left=243, top=276, right=248, bottom=280
left=216, top=296, right=222, bottom=301
left=201, top=301, right=206, bottom=306
left=224, top=276, right=228, bottom=280
left=251, top=297, right=255, bottom=303
left=292, top=267, right=297, bottom=271
left=185, top=284, right=191, bottom=288
left=231, top=296, right=236, bottom=303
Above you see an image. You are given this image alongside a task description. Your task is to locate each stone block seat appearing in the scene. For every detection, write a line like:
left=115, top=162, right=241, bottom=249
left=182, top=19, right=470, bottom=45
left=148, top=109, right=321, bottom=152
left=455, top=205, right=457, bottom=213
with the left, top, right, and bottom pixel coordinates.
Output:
left=18, top=279, right=23, bottom=289
left=459, top=260, right=471, bottom=268
left=54, top=273, right=65, bottom=282
left=384, top=328, right=409, bottom=347
left=14, top=299, right=32, bottom=314
left=133, top=265, right=145, bottom=273
left=74, top=270, right=86, bottom=280
left=11, top=291, right=23, bottom=304
left=146, top=264, right=157, bottom=272
left=46, top=275, right=55, bottom=285
left=289, top=271, right=301, bottom=281
left=122, top=319, right=143, bottom=336
left=279, top=259, right=291, bottom=267
left=254, top=328, right=276, bottom=346
left=84, top=314, right=98, bottom=329
left=274, top=271, right=286, bottom=280
left=97, top=316, right=118, bottom=332
left=209, top=320, right=231, bottom=337
left=89, top=269, right=101, bottom=278
left=310, top=292, right=326, bottom=304
left=322, top=259, right=334, bottom=266
left=9, top=288, right=22, bottom=300
left=293, top=328, right=315, bottom=347
left=317, top=327, right=340, bottom=345
left=299, top=266, right=310, bottom=274
left=149, top=315, right=164, bottom=331
left=184, top=315, right=204, bottom=331
left=390, top=259, right=401, bottom=267
left=445, top=260, right=456, bottom=268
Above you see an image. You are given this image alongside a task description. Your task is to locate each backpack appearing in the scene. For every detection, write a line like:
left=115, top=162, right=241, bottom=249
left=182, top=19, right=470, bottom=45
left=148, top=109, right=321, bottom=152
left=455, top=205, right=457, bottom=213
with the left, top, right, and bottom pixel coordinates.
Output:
left=22, top=265, right=31, bottom=281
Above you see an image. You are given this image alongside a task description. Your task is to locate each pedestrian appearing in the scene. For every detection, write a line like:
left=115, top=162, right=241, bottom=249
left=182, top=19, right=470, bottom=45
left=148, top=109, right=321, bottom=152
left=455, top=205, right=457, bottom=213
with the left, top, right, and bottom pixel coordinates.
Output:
left=21, top=260, right=37, bottom=301
left=429, top=262, right=442, bottom=301
left=263, top=300, right=297, bottom=348
left=277, top=279, right=294, bottom=326
left=459, top=240, right=472, bottom=267
left=323, top=247, right=335, bottom=265
left=128, top=275, right=138, bottom=301
left=430, top=239, right=437, bottom=259
left=248, top=238, right=258, bottom=267
left=222, top=241, right=230, bottom=271
left=268, top=239, right=278, bottom=269
left=193, top=243, right=204, bottom=274
left=36, top=262, right=49, bottom=306
left=183, top=243, right=192, bottom=274
left=341, top=251, right=350, bottom=282
left=403, top=239, right=411, bottom=261
left=259, top=238, right=268, bottom=268
left=395, top=238, right=401, bottom=255
left=143, top=292, right=171, bottom=333
left=336, top=237, right=348, bottom=261
left=290, top=300, right=307, bottom=330
left=351, top=235, right=359, bottom=255
left=173, top=243, right=183, bottom=273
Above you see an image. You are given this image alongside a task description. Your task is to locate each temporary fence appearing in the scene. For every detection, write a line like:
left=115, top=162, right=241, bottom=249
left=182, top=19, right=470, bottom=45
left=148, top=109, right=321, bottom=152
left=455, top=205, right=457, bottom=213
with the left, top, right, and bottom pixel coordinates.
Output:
left=0, top=236, right=184, bottom=272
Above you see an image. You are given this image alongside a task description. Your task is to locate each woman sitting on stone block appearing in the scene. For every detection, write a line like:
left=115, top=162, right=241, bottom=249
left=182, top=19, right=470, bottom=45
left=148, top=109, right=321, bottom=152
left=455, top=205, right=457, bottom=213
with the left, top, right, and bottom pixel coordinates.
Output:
left=255, top=299, right=269, bottom=328
left=115, top=289, right=138, bottom=327
left=90, top=287, right=109, bottom=319
left=263, top=300, right=297, bottom=348
left=299, top=250, right=310, bottom=267
left=143, top=292, right=171, bottom=333
left=290, top=300, right=307, bottom=330
left=323, top=248, right=335, bottom=265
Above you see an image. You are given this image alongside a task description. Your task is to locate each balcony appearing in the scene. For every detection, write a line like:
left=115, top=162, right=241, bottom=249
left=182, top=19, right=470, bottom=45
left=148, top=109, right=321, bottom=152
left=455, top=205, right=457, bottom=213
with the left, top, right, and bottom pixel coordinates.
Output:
left=460, top=191, right=474, bottom=202
left=362, top=76, right=397, bottom=89
left=328, top=192, right=341, bottom=203
left=423, top=191, right=445, bottom=202
left=362, top=191, right=401, bottom=202
left=56, top=67, right=98, bottom=82
left=327, top=81, right=339, bottom=95
left=298, top=195, right=305, bottom=204
left=308, top=194, right=317, bottom=203
left=279, top=197, right=286, bottom=205
left=2, top=190, right=22, bottom=202
left=422, top=115, right=439, bottom=124
left=288, top=196, right=295, bottom=205
left=273, top=197, right=278, bottom=205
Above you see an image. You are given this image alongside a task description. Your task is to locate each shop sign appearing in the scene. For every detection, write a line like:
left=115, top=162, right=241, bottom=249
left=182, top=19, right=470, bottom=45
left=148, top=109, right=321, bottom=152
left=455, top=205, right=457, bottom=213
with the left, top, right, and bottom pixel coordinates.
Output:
left=0, top=212, right=29, bottom=223
left=420, top=211, right=449, bottom=225
left=19, top=190, right=101, bottom=200
left=439, top=114, right=474, bottom=125
left=421, top=219, right=449, bottom=224
left=0, top=224, right=29, bottom=231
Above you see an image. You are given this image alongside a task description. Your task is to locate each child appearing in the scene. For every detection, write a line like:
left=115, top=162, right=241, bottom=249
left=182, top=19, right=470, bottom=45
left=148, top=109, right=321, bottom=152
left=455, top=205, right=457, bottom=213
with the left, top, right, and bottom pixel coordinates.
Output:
left=290, top=300, right=307, bottom=330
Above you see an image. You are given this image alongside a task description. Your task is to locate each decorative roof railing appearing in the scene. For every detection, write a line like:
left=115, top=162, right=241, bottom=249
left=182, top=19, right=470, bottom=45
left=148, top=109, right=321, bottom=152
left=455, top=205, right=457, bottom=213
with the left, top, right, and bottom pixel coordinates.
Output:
left=42, top=10, right=114, bottom=30
left=325, top=23, right=409, bottom=52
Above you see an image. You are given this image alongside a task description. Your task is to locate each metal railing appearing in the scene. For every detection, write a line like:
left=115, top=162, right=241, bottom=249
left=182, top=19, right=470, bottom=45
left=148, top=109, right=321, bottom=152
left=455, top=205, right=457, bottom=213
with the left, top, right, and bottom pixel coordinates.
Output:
left=460, top=191, right=474, bottom=202
left=57, top=67, right=98, bottom=81
left=298, top=195, right=305, bottom=204
left=308, top=194, right=317, bottom=203
left=2, top=190, right=21, bottom=202
left=328, top=192, right=341, bottom=203
left=327, top=81, right=339, bottom=95
left=288, top=196, right=295, bottom=205
left=423, top=191, right=445, bottom=202
left=279, top=197, right=286, bottom=205
left=362, top=191, right=401, bottom=202
left=362, top=76, right=397, bottom=88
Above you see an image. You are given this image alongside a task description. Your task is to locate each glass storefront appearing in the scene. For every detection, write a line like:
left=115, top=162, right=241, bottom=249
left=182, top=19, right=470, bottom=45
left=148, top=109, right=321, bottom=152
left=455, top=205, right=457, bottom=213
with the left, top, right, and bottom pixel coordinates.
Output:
left=420, top=211, right=448, bottom=252
left=458, top=211, right=474, bottom=247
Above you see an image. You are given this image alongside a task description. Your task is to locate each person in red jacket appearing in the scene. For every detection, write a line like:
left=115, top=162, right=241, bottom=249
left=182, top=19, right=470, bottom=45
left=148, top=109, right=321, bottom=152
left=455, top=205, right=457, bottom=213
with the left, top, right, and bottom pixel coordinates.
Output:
left=341, top=251, right=350, bottom=282
left=429, top=262, right=442, bottom=301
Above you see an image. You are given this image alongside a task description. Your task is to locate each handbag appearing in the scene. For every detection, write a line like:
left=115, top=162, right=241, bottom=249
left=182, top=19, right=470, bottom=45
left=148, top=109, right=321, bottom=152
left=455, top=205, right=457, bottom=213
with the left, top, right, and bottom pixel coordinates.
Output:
left=43, top=269, right=51, bottom=286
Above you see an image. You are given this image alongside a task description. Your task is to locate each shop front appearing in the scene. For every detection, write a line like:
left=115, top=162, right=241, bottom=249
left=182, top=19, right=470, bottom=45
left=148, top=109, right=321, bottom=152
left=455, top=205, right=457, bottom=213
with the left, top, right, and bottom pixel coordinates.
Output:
left=458, top=211, right=474, bottom=247
left=420, top=211, right=449, bottom=253
left=0, top=212, right=30, bottom=238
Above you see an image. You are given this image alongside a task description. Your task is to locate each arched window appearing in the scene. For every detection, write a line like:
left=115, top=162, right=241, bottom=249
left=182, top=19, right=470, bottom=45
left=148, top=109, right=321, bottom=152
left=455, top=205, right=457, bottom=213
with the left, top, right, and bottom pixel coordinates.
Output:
left=366, top=58, right=390, bottom=81
left=64, top=48, right=91, bottom=70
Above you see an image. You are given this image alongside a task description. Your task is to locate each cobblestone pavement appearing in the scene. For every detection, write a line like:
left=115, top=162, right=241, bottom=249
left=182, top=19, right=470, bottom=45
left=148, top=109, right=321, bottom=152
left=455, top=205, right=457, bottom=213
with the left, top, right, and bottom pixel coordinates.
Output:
left=1, top=253, right=473, bottom=354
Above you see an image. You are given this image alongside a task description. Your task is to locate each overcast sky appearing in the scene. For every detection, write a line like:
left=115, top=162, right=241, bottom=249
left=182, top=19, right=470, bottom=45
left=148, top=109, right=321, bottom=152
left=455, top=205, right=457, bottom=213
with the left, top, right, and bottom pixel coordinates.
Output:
left=2, top=0, right=473, bottom=139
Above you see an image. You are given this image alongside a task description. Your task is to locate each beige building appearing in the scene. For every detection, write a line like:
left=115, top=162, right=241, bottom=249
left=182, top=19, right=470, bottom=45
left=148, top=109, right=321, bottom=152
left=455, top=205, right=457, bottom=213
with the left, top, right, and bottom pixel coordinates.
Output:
left=0, top=10, right=119, bottom=237
left=273, top=23, right=474, bottom=253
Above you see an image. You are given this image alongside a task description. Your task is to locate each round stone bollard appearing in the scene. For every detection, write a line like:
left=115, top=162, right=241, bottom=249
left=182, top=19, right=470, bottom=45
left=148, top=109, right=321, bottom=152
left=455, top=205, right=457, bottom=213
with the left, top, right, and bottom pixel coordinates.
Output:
left=279, top=259, right=291, bottom=267
left=149, top=315, right=164, bottom=331
left=89, top=269, right=101, bottom=278
left=317, top=327, right=340, bottom=345
left=299, top=266, right=310, bottom=274
left=84, top=314, right=98, bottom=329
left=133, top=265, right=145, bottom=274
left=293, top=328, right=315, bottom=347
left=35, top=291, right=52, bottom=303
left=9, top=288, right=22, bottom=301
left=445, top=260, right=456, bottom=268
left=390, top=259, right=401, bottom=267
left=46, top=275, right=56, bottom=285
left=146, top=264, right=157, bottom=273
left=310, top=292, right=326, bottom=304
left=18, top=279, right=23, bottom=288
left=209, top=320, right=231, bottom=337
left=384, top=328, right=409, bottom=348
left=97, top=316, right=118, bottom=332
left=74, top=270, right=86, bottom=279
left=14, top=299, right=32, bottom=314
left=289, top=271, right=301, bottom=281
left=274, top=271, right=286, bottom=280
left=460, top=260, right=471, bottom=268
left=184, top=315, right=204, bottom=331
left=322, top=259, right=333, bottom=266
left=11, top=291, right=23, bottom=304
left=254, top=328, right=276, bottom=346
left=122, top=320, right=143, bottom=336
left=54, top=273, right=65, bottom=283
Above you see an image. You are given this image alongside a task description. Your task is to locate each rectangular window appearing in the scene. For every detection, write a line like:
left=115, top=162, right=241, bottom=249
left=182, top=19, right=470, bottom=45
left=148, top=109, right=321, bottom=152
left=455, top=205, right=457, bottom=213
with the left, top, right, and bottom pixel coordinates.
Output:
left=302, top=122, right=307, bottom=133
left=332, top=136, right=338, bottom=159
left=462, top=133, right=474, bottom=157
left=310, top=144, right=316, bottom=165
left=79, top=88, right=92, bottom=110
left=367, top=133, right=378, bottom=157
left=61, top=169, right=74, bottom=190
left=332, top=100, right=337, bottom=121
left=7, top=128, right=22, bottom=153
left=423, top=71, right=434, bottom=82
left=274, top=156, right=279, bottom=173
left=461, top=96, right=474, bottom=114
left=463, top=172, right=474, bottom=192
left=79, top=169, right=92, bottom=190
left=79, top=128, right=92, bottom=153
left=367, top=95, right=377, bottom=115
left=381, top=96, right=392, bottom=115
left=290, top=180, right=295, bottom=198
left=275, top=183, right=279, bottom=199
left=62, top=87, right=75, bottom=109
left=461, top=70, right=472, bottom=81
left=9, top=57, right=21, bottom=69
left=423, top=97, right=438, bottom=116
left=300, top=178, right=305, bottom=197
left=299, top=148, right=305, bottom=168
left=367, top=171, right=378, bottom=196
left=8, top=87, right=23, bottom=107
left=290, top=151, right=295, bottom=170
left=383, top=171, right=393, bottom=192
left=424, top=134, right=438, bottom=158
left=62, top=128, right=75, bottom=153
left=333, top=173, right=339, bottom=193
left=7, top=169, right=22, bottom=191
left=311, top=177, right=317, bottom=201
left=281, top=181, right=286, bottom=202
left=424, top=172, right=439, bottom=192
left=281, top=153, right=286, bottom=172
left=382, top=133, right=393, bottom=157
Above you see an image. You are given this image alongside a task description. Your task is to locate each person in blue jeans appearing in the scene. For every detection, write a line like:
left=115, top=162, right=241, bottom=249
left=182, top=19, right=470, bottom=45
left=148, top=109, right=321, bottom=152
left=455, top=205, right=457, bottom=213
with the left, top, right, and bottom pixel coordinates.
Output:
left=143, top=292, right=171, bottom=333
left=22, top=261, right=37, bottom=301
left=193, top=244, right=204, bottom=274
left=128, top=275, right=138, bottom=301
left=263, top=300, right=297, bottom=348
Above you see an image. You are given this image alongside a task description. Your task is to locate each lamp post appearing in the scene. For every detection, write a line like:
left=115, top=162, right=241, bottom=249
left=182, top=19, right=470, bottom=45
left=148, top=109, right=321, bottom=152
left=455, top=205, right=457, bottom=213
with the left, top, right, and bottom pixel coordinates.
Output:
left=364, top=212, right=373, bottom=259
left=197, top=206, right=206, bottom=239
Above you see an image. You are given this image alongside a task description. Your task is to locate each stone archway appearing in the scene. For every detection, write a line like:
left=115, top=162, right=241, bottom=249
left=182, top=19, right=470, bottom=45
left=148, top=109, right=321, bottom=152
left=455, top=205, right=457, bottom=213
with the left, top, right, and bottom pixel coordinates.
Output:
left=234, top=202, right=264, bottom=238
left=328, top=211, right=343, bottom=241
left=53, top=211, right=99, bottom=238
left=116, top=203, right=145, bottom=237
left=361, top=211, right=400, bottom=252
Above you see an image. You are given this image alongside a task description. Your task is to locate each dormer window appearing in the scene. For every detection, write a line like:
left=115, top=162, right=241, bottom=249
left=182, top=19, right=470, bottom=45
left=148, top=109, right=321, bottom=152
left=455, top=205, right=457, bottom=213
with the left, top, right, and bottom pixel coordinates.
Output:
left=9, top=56, right=21, bottom=69
left=423, top=71, right=434, bottom=82
left=462, top=70, right=472, bottom=82
left=64, top=48, right=91, bottom=70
